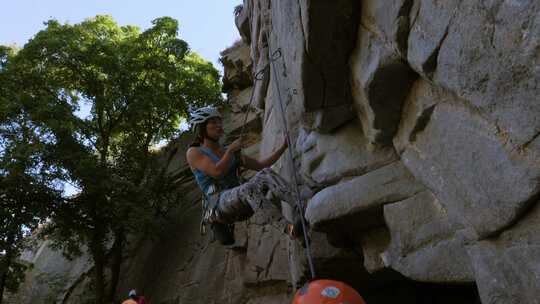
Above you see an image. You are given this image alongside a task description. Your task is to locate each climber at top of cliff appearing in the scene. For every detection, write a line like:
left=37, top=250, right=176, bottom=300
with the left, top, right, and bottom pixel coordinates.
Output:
left=185, top=106, right=304, bottom=245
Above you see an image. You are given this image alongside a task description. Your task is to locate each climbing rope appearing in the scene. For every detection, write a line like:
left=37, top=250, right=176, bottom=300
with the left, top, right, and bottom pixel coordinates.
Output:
left=236, top=62, right=268, bottom=144
left=267, top=46, right=317, bottom=280
left=235, top=37, right=316, bottom=280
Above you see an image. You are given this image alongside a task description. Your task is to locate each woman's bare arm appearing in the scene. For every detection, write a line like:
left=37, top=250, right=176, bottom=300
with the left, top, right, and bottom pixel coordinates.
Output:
left=242, top=138, right=288, bottom=171
left=186, top=139, right=242, bottom=177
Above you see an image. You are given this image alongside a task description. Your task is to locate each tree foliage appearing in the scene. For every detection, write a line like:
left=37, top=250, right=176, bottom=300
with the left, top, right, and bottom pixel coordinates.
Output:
left=0, top=45, right=62, bottom=302
left=0, top=15, right=222, bottom=303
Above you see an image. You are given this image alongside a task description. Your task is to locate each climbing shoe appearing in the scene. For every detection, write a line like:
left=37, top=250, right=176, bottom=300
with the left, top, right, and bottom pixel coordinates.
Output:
left=286, top=205, right=309, bottom=248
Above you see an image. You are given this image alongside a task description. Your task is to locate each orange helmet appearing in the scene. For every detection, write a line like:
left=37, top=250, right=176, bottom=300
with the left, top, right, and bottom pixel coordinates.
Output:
left=293, top=279, right=366, bottom=304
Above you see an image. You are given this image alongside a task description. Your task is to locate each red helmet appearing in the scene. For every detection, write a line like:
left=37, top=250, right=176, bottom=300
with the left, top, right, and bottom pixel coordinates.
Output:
left=293, top=279, right=366, bottom=304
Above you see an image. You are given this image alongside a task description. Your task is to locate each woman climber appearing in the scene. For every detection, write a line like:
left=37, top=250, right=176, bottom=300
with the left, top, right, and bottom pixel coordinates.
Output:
left=186, top=106, right=304, bottom=245
left=185, top=107, right=367, bottom=304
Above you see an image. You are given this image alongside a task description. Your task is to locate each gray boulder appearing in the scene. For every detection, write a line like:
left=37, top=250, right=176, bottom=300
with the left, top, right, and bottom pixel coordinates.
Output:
left=351, top=26, right=418, bottom=146
left=432, top=0, right=540, bottom=147
left=235, top=2, right=251, bottom=44
left=305, top=161, right=424, bottom=232
left=401, top=98, right=540, bottom=237
left=383, top=191, right=475, bottom=283
left=361, top=0, right=416, bottom=56
left=407, top=0, right=462, bottom=77
left=359, top=227, right=390, bottom=274
left=220, top=40, right=253, bottom=91
left=467, top=202, right=540, bottom=304
left=393, top=79, right=443, bottom=153
left=297, top=119, right=397, bottom=186
left=299, top=0, right=360, bottom=113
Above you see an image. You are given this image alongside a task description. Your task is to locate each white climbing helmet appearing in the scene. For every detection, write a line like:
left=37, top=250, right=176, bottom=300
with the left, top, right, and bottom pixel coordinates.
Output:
left=189, top=106, right=222, bottom=126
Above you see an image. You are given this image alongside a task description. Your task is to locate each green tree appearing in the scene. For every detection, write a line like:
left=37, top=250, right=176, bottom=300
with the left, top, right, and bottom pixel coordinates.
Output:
left=4, top=15, right=222, bottom=303
left=0, top=46, right=61, bottom=303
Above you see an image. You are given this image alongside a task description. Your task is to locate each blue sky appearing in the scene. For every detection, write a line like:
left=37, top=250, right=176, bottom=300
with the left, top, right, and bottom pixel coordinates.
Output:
left=0, top=0, right=243, bottom=71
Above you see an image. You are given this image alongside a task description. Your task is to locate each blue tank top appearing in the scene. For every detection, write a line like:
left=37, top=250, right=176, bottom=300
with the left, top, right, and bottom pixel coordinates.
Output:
left=191, top=146, right=240, bottom=195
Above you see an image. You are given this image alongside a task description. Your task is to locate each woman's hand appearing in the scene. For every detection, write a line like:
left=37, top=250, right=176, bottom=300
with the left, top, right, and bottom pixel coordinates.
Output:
left=241, top=134, right=289, bottom=171
left=227, top=138, right=243, bottom=153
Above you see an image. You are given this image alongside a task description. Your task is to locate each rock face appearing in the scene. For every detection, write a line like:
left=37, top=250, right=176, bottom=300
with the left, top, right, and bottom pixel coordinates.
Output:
left=297, top=120, right=397, bottom=186
left=432, top=0, right=540, bottom=148
left=221, top=40, right=253, bottom=92
left=251, top=0, right=538, bottom=301
left=401, top=98, right=540, bottom=238
left=306, top=161, right=425, bottom=232
left=467, top=203, right=540, bottom=304
left=12, top=1, right=540, bottom=303
left=7, top=240, right=93, bottom=303
left=351, top=0, right=418, bottom=146
left=382, top=191, right=475, bottom=283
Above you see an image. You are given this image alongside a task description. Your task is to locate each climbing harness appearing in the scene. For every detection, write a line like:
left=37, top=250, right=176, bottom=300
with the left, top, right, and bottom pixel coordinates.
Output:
left=200, top=183, right=237, bottom=246
left=199, top=184, right=220, bottom=233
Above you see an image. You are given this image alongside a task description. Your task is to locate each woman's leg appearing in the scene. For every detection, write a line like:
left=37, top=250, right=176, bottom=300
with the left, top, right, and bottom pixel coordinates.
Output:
left=245, top=168, right=296, bottom=207
left=249, top=168, right=307, bottom=242
left=216, top=168, right=295, bottom=224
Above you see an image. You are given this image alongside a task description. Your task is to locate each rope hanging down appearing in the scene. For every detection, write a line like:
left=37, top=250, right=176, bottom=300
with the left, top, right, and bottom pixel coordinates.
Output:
left=236, top=59, right=270, bottom=141
left=268, top=47, right=317, bottom=280
left=235, top=40, right=316, bottom=280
